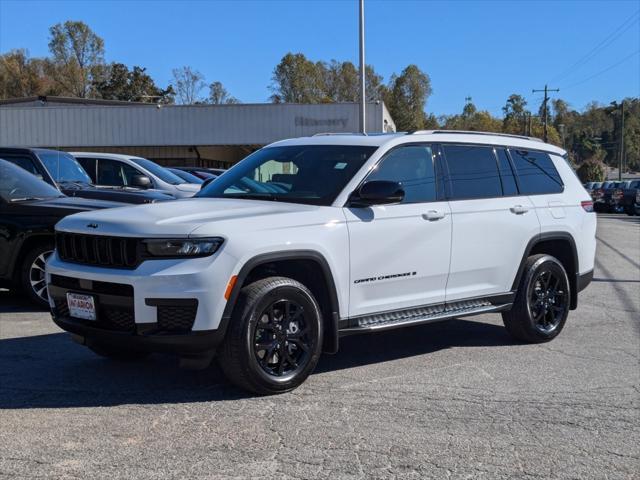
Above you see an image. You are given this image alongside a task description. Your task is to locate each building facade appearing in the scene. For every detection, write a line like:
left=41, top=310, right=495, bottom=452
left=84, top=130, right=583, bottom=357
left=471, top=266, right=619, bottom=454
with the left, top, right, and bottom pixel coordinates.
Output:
left=0, top=97, right=396, bottom=167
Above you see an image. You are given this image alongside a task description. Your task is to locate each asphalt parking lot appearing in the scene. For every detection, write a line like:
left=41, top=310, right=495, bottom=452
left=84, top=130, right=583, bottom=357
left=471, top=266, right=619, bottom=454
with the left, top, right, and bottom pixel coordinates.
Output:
left=0, top=214, right=638, bottom=479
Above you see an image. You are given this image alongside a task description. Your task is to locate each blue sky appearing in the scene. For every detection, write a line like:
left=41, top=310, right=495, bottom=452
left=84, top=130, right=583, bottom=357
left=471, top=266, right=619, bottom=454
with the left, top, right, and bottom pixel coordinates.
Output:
left=1, top=0, right=638, bottom=116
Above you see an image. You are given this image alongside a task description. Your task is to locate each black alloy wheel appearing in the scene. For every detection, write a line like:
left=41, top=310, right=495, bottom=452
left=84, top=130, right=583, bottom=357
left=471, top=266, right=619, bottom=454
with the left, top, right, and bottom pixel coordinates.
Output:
left=528, top=267, right=569, bottom=335
left=253, top=299, right=312, bottom=378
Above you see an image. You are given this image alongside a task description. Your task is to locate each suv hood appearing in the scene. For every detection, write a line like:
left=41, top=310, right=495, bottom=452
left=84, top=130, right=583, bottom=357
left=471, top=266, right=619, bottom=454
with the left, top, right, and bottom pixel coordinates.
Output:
left=55, top=198, right=330, bottom=237
left=175, top=183, right=201, bottom=193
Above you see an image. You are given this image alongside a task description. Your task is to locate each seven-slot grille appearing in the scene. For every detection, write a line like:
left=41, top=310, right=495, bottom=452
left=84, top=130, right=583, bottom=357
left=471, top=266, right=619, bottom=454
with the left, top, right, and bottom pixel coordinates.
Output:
left=55, top=232, right=140, bottom=269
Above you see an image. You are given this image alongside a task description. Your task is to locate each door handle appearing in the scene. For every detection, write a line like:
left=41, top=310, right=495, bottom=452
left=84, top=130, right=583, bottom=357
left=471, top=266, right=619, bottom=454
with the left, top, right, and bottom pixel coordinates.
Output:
left=510, top=205, right=529, bottom=215
left=422, top=210, right=446, bottom=221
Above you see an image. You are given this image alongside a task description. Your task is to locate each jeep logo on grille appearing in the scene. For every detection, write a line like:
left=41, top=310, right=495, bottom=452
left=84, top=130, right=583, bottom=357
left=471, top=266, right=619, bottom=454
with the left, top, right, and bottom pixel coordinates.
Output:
left=87, top=223, right=98, bottom=229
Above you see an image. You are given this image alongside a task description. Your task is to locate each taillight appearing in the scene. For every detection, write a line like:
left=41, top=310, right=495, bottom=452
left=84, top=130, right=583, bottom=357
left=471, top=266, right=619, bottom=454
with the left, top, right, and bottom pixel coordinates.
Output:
left=581, top=200, right=594, bottom=212
left=636, top=191, right=640, bottom=203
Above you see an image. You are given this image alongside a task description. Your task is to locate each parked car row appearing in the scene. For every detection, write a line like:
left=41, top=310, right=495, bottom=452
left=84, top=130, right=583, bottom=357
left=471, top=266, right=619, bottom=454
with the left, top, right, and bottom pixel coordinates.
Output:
left=583, top=180, right=640, bottom=215
left=0, top=148, right=226, bottom=305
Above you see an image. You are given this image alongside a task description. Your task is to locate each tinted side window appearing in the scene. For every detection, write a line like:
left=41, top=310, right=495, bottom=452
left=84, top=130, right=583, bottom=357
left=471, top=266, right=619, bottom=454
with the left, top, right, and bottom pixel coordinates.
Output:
left=366, top=145, right=436, bottom=203
left=97, top=159, right=125, bottom=186
left=76, top=157, right=97, bottom=182
left=4, top=155, right=41, bottom=176
left=509, top=150, right=563, bottom=194
left=442, top=145, right=502, bottom=199
left=121, top=163, right=146, bottom=186
left=496, top=148, right=518, bottom=196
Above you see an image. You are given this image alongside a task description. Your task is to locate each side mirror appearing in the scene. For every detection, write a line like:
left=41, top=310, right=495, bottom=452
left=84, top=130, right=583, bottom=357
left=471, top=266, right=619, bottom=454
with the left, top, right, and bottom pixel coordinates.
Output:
left=350, top=180, right=404, bottom=206
left=131, top=175, right=152, bottom=189
left=200, top=177, right=215, bottom=190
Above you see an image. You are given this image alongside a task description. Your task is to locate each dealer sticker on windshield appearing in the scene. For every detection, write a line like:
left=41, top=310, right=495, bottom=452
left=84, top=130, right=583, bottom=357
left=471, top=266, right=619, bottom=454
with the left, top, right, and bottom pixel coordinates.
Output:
left=66, top=292, right=97, bottom=321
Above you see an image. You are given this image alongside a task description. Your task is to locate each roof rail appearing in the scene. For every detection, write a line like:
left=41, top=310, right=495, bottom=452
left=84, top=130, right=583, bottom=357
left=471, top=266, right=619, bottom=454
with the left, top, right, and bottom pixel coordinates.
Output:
left=312, top=132, right=364, bottom=136
left=311, top=132, right=402, bottom=137
left=408, top=130, right=544, bottom=143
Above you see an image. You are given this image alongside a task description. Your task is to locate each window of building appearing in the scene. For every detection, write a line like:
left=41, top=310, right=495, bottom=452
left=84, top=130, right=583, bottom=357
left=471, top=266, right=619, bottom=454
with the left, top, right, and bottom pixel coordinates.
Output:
left=366, top=145, right=436, bottom=203
left=508, top=149, right=563, bottom=194
left=442, top=145, right=502, bottom=199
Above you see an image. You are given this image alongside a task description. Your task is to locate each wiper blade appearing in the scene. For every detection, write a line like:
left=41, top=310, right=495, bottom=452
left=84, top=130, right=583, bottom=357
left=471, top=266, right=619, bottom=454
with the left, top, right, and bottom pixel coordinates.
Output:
left=225, top=193, right=279, bottom=201
left=10, top=197, right=45, bottom=202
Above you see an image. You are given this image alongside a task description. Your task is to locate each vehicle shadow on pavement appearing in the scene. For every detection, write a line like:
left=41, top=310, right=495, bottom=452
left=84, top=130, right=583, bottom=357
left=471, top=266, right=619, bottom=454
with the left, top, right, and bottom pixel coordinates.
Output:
left=0, top=318, right=516, bottom=409
left=0, top=290, right=47, bottom=313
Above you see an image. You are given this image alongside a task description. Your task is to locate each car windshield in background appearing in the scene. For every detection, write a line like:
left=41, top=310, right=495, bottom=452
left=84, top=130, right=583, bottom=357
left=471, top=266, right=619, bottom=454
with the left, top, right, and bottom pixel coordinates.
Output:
left=0, top=160, right=63, bottom=202
left=130, top=157, right=186, bottom=185
left=168, top=168, right=203, bottom=184
left=37, top=151, right=92, bottom=184
left=197, top=145, right=377, bottom=206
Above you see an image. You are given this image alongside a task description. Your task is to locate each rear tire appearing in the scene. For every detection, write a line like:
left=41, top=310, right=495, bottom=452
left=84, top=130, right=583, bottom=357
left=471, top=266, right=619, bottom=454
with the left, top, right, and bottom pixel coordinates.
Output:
left=502, top=254, right=570, bottom=343
left=218, top=276, right=323, bottom=395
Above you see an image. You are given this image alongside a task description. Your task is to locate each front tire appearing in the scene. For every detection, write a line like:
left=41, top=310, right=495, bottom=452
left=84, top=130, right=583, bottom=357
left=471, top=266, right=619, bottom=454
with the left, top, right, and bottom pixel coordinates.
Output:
left=503, top=254, right=570, bottom=343
left=218, top=276, right=323, bottom=395
left=20, top=243, right=54, bottom=308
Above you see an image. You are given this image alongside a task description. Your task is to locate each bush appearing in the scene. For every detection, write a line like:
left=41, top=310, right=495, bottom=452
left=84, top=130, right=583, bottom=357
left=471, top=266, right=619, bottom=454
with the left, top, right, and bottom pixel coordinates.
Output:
left=576, top=159, right=606, bottom=183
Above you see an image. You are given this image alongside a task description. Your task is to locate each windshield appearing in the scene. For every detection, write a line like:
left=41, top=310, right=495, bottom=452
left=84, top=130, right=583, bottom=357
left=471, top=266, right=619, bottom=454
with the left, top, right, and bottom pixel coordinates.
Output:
left=37, top=151, right=92, bottom=184
left=197, top=145, right=377, bottom=206
left=130, top=157, right=186, bottom=185
left=169, top=168, right=203, bottom=184
left=0, top=159, right=63, bottom=202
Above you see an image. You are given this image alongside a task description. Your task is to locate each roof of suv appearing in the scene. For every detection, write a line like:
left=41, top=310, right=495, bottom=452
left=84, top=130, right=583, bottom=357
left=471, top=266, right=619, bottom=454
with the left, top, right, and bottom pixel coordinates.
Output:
left=69, top=152, right=143, bottom=161
left=270, top=131, right=566, bottom=156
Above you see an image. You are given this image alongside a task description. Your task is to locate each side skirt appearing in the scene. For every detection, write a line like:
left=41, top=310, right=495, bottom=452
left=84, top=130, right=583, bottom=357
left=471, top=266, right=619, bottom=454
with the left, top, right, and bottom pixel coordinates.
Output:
left=339, top=295, right=514, bottom=335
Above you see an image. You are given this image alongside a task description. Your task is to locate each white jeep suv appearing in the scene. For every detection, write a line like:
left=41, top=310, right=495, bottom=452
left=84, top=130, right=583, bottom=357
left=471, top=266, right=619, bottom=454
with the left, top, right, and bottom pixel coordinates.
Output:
left=47, top=131, right=596, bottom=394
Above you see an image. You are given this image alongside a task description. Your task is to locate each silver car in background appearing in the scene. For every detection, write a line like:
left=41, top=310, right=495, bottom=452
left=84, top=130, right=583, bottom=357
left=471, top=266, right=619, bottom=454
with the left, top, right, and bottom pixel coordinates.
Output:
left=71, top=152, right=201, bottom=198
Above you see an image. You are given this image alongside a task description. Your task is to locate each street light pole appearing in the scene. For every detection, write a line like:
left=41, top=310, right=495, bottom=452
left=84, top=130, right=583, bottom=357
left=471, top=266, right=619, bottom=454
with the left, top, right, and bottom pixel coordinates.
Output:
left=619, top=100, right=625, bottom=181
left=359, top=0, right=366, bottom=134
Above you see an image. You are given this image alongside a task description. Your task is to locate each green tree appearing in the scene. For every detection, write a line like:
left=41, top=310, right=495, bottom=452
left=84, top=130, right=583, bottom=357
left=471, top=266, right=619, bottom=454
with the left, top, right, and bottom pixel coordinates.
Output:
left=0, top=49, right=58, bottom=98
left=48, top=21, right=105, bottom=97
left=442, top=99, right=502, bottom=132
left=322, top=60, right=384, bottom=102
left=95, top=63, right=173, bottom=103
left=270, top=53, right=325, bottom=103
left=208, top=81, right=239, bottom=104
left=171, top=66, right=206, bottom=104
left=502, top=94, right=530, bottom=135
left=576, top=159, right=606, bottom=182
left=383, top=64, right=432, bottom=131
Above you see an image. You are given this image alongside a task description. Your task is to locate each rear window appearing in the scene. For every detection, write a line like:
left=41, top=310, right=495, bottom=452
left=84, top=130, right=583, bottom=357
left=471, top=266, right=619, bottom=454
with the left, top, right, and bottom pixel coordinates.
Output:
left=508, top=150, right=563, bottom=195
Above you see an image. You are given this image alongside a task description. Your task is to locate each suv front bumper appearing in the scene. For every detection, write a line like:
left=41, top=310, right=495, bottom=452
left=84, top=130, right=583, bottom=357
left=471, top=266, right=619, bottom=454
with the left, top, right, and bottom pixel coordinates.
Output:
left=52, top=314, right=224, bottom=355
left=46, top=250, right=237, bottom=353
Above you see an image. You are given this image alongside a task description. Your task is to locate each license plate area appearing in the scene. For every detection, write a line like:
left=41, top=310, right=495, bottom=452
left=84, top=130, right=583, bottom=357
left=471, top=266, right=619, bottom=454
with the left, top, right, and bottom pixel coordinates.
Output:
left=66, top=292, right=97, bottom=320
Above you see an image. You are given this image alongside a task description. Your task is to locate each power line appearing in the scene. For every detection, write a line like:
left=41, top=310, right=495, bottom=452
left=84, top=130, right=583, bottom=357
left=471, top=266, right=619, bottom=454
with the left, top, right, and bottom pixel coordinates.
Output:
left=550, top=9, right=640, bottom=83
left=562, top=49, right=640, bottom=89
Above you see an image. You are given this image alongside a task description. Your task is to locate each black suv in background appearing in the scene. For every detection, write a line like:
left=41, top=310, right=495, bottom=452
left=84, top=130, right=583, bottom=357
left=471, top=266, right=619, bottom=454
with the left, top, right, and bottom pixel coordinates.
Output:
left=0, top=148, right=174, bottom=204
left=0, top=159, right=124, bottom=306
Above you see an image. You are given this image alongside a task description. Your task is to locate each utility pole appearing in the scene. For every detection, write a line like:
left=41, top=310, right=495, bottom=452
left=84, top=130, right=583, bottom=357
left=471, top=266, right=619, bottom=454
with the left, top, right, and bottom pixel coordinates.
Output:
left=358, top=0, right=366, bottom=134
left=619, top=100, right=625, bottom=180
left=532, top=84, right=559, bottom=142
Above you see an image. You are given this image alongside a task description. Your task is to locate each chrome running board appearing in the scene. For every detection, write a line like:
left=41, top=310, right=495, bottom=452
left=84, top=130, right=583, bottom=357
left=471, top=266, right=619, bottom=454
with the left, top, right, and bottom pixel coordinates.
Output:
left=340, top=299, right=511, bottom=334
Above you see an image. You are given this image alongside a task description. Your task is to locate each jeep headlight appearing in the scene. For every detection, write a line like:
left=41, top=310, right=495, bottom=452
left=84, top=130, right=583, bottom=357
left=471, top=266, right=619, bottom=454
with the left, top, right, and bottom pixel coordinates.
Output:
left=143, top=237, right=224, bottom=257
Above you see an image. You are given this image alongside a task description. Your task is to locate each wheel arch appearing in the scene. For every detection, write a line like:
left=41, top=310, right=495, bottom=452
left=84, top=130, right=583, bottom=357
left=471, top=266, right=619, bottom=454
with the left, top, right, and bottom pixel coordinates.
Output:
left=221, top=250, right=341, bottom=354
left=512, top=232, right=579, bottom=310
